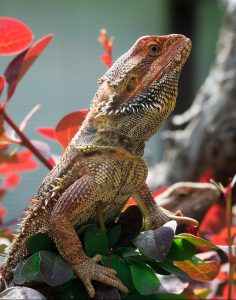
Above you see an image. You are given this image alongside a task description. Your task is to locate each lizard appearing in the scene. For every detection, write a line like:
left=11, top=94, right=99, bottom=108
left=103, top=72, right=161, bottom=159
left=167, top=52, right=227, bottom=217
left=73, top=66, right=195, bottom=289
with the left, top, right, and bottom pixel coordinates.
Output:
left=1, top=34, right=198, bottom=298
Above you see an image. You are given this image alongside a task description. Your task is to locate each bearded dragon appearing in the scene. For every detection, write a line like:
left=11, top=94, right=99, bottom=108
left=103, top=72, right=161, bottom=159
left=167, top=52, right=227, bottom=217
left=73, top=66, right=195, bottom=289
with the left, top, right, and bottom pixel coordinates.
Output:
left=1, top=34, right=198, bottom=298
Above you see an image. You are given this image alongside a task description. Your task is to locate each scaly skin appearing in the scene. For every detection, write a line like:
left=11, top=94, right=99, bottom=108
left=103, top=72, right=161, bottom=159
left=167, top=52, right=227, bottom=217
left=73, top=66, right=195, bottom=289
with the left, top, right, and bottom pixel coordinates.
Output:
left=1, top=34, right=198, bottom=298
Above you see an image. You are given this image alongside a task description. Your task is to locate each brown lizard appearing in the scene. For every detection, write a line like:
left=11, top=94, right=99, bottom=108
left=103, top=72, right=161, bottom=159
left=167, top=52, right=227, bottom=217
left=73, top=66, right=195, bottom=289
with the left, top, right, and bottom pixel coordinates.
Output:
left=1, top=34, right=198, bottom=298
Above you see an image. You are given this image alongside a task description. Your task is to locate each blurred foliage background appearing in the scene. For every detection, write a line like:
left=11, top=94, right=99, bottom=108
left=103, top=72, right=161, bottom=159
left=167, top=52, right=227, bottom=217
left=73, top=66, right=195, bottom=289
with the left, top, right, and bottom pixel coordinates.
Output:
left=0, top=0, right=224, bottom=221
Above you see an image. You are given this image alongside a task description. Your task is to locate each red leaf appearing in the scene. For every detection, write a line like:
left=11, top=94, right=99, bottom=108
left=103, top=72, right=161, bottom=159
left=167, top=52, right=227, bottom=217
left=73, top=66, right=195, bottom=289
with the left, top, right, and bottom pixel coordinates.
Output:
left=100, top=53, right=112, bottom=69
left=199, top=203, right=226, bottom=235
left=55, top=109, right=89, bottom=150
left=98, top=29, right=113, bottom=68
left=4, top=34, right=53, bottom=103
left=4, top=173, right=21, bottom=188
left=152, top=186, right=169, bottom=198
left=36, top=127, right=56, bottom=140
left=0, top=207, right=7, bottom=218
left=0, top=150, right=38, bottom=174
left=0, top=17, right=33, bottom=56
left=0, top=75, right=6, bottom=97
left=199, top=168, right=214, bottom=183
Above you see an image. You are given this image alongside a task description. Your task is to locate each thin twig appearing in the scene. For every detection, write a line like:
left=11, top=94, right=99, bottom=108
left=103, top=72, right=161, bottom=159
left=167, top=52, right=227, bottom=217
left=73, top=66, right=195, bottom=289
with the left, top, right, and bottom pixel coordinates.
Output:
left=1, top=109, right=52, bottom=170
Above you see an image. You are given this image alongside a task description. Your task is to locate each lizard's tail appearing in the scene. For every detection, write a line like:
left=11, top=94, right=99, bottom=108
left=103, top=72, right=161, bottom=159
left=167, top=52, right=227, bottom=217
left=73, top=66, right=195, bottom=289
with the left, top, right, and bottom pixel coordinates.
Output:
left=0, top=198, right=51, bottom=288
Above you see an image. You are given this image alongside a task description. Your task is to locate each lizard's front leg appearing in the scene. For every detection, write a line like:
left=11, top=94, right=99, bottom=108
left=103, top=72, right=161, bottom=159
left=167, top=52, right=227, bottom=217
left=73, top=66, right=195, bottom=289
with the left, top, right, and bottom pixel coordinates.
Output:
left=133, top=183, right=199, bottom=230
left=50, top=175, right=128, bottom=298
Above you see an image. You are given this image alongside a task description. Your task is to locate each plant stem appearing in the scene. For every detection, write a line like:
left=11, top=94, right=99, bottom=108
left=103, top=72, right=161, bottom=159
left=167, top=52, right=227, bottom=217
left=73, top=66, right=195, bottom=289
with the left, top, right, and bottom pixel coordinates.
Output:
left=226, top=185, right=234, bottom=300
left=97, top=203, right=106, bottom=232
left=1, top=109, right=53, bottom=170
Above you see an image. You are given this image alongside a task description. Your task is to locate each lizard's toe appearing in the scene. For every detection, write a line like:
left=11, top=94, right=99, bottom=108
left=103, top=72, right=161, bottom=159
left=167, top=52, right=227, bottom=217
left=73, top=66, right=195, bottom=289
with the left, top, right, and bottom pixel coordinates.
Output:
left=76, top=257, right=129, bottom=298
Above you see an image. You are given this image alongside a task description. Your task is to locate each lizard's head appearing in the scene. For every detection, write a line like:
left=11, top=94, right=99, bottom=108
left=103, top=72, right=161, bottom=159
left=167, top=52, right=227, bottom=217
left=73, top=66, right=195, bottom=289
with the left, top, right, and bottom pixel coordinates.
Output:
left=88, top=34, right=191, bottom=153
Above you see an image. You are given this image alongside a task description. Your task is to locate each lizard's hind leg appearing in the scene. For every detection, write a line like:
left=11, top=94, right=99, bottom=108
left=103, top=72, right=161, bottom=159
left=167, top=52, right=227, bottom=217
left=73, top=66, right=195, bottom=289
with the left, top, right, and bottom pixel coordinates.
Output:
left=50, top=175, right=128, bottom=298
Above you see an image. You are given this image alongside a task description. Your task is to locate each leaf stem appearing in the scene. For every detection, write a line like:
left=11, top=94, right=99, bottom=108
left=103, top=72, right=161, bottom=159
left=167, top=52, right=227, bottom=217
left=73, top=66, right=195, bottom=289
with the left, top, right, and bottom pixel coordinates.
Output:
left=1, top=109, right=53, bottom=170
left=97, top=203, right=106, bottom=232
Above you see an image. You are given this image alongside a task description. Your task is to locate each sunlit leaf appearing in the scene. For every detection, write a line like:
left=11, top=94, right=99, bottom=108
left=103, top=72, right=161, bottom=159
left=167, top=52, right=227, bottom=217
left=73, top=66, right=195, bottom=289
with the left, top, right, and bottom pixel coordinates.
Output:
left=133, top=221, right=176, bottom=261
left=36, top=127, right=56, bottom=140
left=0, top=17, right=33, bottom=55
left=177, top=233, right=219, bottom=249
left=4, top=34, right=53, bottom=102
left=174, top=255, right=220, bottom=282
left=0, top=75, right=5, bottom=97
left=55, top=110, right=89, bottom=150
left=0, top=287, right=46, bottom=300
left=167, top=237, right=197, bottom=261
left=0, top=150, right=38, bottom=174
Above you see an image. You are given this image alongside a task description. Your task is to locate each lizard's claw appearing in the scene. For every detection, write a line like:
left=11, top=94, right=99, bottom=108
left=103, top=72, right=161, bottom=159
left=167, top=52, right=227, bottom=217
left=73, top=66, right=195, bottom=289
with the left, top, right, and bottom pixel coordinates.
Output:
left=75, top=254, right=129, bottom=298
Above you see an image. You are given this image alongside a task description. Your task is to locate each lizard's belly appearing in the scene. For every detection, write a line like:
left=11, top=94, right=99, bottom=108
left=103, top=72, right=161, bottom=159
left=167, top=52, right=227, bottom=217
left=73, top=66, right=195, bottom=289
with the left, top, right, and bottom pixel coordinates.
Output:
left=71, top=157, right=147, bottom=227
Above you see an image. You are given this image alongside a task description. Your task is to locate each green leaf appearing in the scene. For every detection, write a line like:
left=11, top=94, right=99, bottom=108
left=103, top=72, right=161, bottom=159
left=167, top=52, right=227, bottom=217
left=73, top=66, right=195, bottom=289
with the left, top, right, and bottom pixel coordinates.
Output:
left=25, top=233, right=56, bottom=254
left=14, top=252, right=43, bottom=284
left=130, top=262, right=160, bottom=295
left=158, top=260, right=192, bottom=281
left=191, top=255, right=199, bottom=266
left=115, top=247, right=139, bottom=258
left=167, top=238, right=197, bottom=261
left=107, top=224, right=122, bottom=248
left=84, top=224, right=109, bottom=257
left=39, top=251, right=74, bottom=286
left=121, top=291, right=160, bottom=299
left=177, top=234, right=218, bottom=249
left=103, top=254, right=135, bottom=292
left=133, top=221, right=176, bottom=262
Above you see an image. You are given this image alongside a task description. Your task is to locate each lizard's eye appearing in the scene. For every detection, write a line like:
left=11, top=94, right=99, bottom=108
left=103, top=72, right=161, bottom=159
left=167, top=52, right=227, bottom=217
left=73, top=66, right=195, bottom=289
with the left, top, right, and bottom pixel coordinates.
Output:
left=126, top=76, right=138, bottom=93
left=147, top=43, right=161, bottom=57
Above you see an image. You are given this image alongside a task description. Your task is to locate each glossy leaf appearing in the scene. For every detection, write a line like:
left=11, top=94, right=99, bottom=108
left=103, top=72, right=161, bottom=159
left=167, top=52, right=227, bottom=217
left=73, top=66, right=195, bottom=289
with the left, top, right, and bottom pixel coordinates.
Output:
left=4, top=34, right=53, bottom=102
left=36, top=127, right=56, bottom=140
left=39, top=251, right=74, bottom=286
left=0, top=150, right=38, bottom=174
left=174, top=251, right=221, bottom=282
left=177, top=233, right=219, bottom=249
left=0, top=17, right=33, bottom=55
left=167, top=237, right=197, bottom=261
left=14, top=252, right=42, bottom=284
left=158, top=260, right=191, bottom=281
left=174, top=259, right=220, bottom=282
left=158, top=274, right=188, bottom=295
left=133, top=221, right=176, bottom=261
left=0, top=287, right=46, bottom=300
left=103, top=254, right=135, bottom=292
left=130, top=262, right=160, bottom=295
left=25, top=233, right=56, bottom=254
left=0, top=75, right=5, bottom=97
left=116, top=205, right=143, bottom=246
left=55, top=109, right=89, bottom=149
left=84, top=224, right=109, bottom=257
